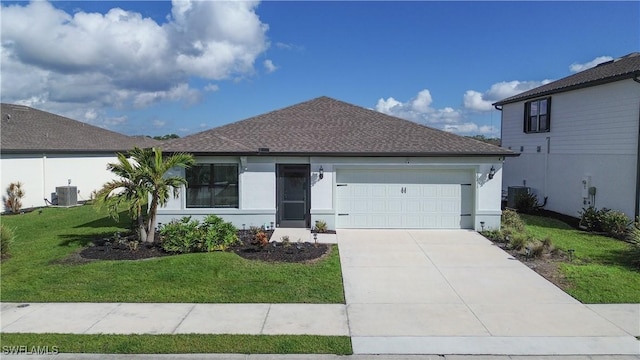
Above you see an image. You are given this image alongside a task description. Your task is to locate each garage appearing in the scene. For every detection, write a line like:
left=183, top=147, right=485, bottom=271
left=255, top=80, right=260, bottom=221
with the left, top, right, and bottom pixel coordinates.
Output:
left=335, top=169, right=474, bottom=229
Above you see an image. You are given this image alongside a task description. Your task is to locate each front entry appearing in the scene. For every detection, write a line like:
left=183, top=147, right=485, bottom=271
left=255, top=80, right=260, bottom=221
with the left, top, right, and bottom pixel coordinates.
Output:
left=276, top=164, right=310, bottom=228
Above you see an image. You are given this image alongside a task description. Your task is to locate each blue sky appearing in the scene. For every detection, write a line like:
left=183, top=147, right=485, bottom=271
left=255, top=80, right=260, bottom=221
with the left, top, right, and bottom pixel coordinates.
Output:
left=1, top=1, right=638, bottom=137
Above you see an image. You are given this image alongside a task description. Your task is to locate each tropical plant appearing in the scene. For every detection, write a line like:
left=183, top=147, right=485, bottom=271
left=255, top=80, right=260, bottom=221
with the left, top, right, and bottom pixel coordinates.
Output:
left=95, top=147, right=194, bottom=243
left=4, top=182, right=25, bottom=214
left=314, top=220, right=328, bottom=233
left=600, top=210, right=630, bottom=239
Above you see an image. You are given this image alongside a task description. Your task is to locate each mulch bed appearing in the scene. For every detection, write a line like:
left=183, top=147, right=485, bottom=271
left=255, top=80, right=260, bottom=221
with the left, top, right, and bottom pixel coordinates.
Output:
left=77, top=229, right=330, bottom=263
left=229, top=230, right=330, bottom=263
left=490, top=240, right=572, bottom=291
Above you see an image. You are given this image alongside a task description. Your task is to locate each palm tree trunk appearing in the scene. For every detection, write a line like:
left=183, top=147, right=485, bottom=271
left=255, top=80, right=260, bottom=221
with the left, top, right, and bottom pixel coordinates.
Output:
left=145, top=195, right=159, bottom=244
left=137, top=214, right=147, bottom=242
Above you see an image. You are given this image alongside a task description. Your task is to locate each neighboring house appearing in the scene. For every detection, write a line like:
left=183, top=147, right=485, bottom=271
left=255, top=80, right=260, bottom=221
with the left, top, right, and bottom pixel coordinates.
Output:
left=0, top=103, right=159, bottom=210
left=494, top=52, right=640, bottom=219
left=161, top=96, right=515, bottom=231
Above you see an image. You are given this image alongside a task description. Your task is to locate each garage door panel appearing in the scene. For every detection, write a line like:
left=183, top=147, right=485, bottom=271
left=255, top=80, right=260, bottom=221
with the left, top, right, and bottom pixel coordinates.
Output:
left=336, top=169, right=474, bottom=229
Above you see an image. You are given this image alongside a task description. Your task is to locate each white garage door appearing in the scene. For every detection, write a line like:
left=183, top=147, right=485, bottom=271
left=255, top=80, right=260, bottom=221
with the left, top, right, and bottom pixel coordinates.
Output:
left=336, top=169, right=474, bottom=229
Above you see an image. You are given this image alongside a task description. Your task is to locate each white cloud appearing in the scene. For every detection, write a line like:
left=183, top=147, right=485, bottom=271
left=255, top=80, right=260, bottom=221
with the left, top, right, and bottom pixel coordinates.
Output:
left=204, top=83, right=219, bottom=92
left=375, top=89, right=462, bottom=125
left=263, top=59, right=278, bottom=73
left=0, top=0, right=270, bottom=129
left=153, top=119, right=166, bottom=128
left=443, top=123, right=497, bottom=135
left=463, top=80, right=553, bottom=112
left=569, top=55, right=613, bottom=73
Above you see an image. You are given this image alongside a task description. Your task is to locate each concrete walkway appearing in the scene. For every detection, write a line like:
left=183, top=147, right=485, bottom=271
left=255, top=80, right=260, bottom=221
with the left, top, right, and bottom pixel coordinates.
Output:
left=1, top=303, right=348, bottom=336
left=337, top=229, right=640, bottom=355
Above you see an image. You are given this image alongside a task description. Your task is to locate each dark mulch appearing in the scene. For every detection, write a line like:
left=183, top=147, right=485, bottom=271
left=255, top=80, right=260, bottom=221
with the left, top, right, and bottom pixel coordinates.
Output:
left=79, top=237, right=170, bottom=261
left=77, top=229, right=330, bottom=263
left=229, top=230, right=330, bottom=263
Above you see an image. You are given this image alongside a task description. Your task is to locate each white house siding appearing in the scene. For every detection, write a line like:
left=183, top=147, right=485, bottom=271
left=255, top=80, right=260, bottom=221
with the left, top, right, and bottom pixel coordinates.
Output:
left=502, top=79, right=640, bottom=218
left=0, top=153, right=119, bottom=210
left=156, top=155, right=505, bottom=231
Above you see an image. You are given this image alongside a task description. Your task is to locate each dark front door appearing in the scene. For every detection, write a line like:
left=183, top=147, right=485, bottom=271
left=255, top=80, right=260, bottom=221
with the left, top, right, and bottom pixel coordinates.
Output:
left=276, top=164, right=310, bottom=228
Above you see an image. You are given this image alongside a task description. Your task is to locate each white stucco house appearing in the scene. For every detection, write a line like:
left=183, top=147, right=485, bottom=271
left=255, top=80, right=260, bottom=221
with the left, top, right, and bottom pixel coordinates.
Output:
left=494, top=52, right=640, bottom=219
left=0, top=103, right=159, bottom=211
left=160, top=96, right=515, bottom=231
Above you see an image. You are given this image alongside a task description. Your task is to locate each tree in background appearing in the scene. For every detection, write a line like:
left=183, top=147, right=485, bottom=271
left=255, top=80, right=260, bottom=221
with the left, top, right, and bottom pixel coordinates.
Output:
left=95, top=147, right=194, bottom=243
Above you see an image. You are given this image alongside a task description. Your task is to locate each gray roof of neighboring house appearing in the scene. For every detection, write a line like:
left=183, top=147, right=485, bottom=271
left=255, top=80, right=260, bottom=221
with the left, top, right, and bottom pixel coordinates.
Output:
left=163, top=96, right=514, bottom=157
left=493, top=52, right=640, bottom=106
left=0, top=103, right=160, bottom=153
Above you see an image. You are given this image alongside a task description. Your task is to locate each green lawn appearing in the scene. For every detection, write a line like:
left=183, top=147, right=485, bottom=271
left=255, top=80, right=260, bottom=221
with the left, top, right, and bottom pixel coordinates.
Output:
left=0, top=205, right=345, bottom=303
left=0, top=334, right=352, bottom=355
left=521, top=214, right=640, bottom=303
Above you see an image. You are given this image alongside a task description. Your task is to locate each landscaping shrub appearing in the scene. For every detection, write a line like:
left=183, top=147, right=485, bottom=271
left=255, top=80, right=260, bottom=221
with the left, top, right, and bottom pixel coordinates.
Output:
left=159, top=215, right=238, bottom=254
left=481, top=229, right=506, bottom=242
left=255, top=232, right=269, bottom=248
left=580, top=207, right=631, bottom=239
left=1, top=224, right=15, bottom=258
left=507, top=233, right=528, bottom=251
left=502, top=209, right=525, bottom=232
left=600, top=210, right=630, bottom=240
left=159, top=217, right=201, bottom=253
left=514, top=191, right=539, bottom=214
left=314, top=220, right=328, bottom=233
left=4, top=182, right=25, bottom=214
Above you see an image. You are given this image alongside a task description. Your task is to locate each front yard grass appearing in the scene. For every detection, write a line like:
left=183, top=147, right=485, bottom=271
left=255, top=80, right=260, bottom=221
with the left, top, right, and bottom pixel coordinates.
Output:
left=0, top=334, right=352, bottom=355
left=521, top=214, right=640, bottom=303
left=0, top=205, right=345, bottom=303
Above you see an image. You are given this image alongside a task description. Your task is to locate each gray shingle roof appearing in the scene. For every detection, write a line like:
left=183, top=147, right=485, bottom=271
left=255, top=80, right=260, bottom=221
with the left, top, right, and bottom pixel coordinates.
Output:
left=494, top=52, right=640, bottom=106
left=1, top=103, right=160, bottom=152
left=163, top=96, right=514, bottom=157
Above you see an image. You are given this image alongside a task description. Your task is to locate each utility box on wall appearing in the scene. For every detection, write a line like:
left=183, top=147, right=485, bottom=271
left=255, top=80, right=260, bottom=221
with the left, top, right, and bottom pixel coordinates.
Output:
left=507, top=186, right=530, bottom=208
left=56, top=186, right=77, bottom=206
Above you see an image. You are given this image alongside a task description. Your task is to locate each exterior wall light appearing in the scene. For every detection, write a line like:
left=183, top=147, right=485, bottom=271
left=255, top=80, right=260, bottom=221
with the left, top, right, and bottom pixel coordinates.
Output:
left=319, top=166, right=324, bottom=180
left=488, top=166, right=496, bottom=180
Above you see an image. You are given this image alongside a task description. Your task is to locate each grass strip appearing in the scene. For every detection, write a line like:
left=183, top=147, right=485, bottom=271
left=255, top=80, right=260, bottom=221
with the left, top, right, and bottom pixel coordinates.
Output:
left=0, top=334, right=353, bottom=355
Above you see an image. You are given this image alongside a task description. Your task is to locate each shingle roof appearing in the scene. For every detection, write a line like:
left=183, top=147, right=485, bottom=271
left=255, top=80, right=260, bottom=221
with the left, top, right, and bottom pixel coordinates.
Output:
left=494, top=52, right=640, bottom=106
left=0, top=103, right=160, bottom=152
left=163, top=96, right=514, bottom=157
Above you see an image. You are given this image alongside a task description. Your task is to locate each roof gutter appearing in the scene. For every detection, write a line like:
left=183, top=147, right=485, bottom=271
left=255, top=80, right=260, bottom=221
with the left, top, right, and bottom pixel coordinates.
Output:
left=635, top=74, right=640, bottom=219
left=163, top=150, right=520, bottom=158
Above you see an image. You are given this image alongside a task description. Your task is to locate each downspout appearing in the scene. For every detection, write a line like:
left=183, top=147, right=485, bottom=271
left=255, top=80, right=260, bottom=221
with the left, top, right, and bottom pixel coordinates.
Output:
left=634, top=74, right=640, bottom=219
left=494, top=105, right=503, bottom=146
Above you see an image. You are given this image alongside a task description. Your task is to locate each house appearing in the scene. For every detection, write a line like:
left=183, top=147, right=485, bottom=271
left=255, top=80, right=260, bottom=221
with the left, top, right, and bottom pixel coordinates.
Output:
left=494, top=52, right=640, bottom=219
left=160, top=96, right=515, bottom=231
left=0, top=103, right=159, bottom=210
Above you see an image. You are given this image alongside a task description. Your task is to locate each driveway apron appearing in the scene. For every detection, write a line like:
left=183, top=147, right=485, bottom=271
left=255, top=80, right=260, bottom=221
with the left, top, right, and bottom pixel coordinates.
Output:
left=337, top=229, right=640, bottom=355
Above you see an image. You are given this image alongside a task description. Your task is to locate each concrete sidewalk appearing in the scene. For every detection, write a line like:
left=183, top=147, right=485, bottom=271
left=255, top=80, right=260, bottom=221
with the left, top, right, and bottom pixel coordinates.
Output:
left=0, top=303, right=348, bottom=336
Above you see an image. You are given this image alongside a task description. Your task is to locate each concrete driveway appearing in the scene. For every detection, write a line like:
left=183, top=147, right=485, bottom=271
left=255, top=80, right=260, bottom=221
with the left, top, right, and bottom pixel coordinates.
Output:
left=338, top=229, right=640, bottom=355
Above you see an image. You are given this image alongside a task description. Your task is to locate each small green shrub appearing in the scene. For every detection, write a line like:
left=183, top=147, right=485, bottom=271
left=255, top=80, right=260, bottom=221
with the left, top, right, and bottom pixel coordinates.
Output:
left=1, top=224, right=15, bottom=258
left=580, top=207, right=631, bottom=239
left=507, top=233, right=528, bottom=251
left=514, top=191, right=539, bottom=213
left=281, top=235, right=291, bottom=248
left=159, top=215, right=238, bottom=253
left=502, top=209, right=525, bottom=232
left=481, top=229, right=506, bottom=242
left=526, top=240, right=545, bottom=258
left=159, top=216, right=201, bottom=253
left=314, top=220, right=328, bottom=233
left=600, top=210, right=630, bottom=239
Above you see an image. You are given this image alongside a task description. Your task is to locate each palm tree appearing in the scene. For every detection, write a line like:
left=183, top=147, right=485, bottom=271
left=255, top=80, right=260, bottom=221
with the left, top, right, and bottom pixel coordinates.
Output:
left=95, top=147, right=195, bottom=243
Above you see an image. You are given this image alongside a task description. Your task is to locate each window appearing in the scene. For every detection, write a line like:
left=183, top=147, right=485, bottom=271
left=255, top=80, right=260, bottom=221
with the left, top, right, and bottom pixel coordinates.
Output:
left=524, top=97, right=551, bottom=133
left=186, top=164, right=239, bottom=208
